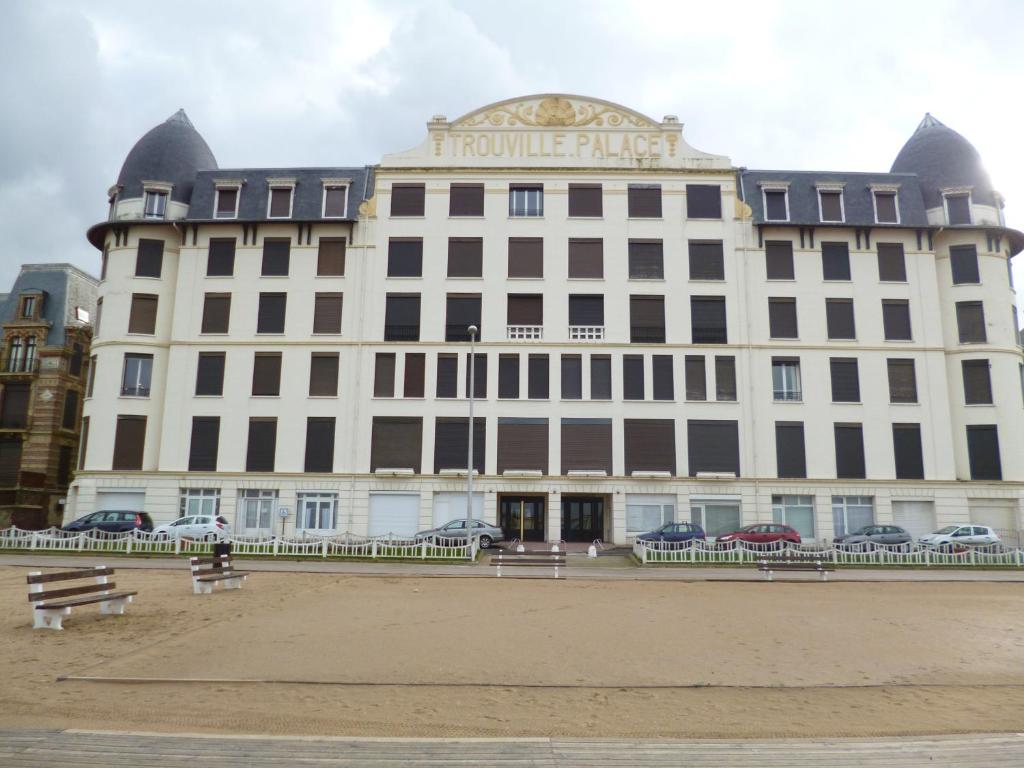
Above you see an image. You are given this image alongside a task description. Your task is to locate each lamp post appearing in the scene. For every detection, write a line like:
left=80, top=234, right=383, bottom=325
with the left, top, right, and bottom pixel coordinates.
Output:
left=466, top=324, right=478, bottom=558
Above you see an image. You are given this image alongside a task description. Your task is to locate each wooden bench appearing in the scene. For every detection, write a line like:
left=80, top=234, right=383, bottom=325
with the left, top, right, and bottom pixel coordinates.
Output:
left=26, top=565, right=136, bottom=630
left=189, top=555, right=250, bottom=594
left=757, top=556, right=835, bottom=582
left=490, top=550, right=566, bottom=579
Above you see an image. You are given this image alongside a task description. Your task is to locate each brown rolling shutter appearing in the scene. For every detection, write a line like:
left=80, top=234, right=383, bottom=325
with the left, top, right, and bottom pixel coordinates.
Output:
left=374, top=353, right=396, bottom=397
left=508, top=238, right=543, bottom=278
left=715, top=356, right=737, bottom=401
left=628, top=240, right=664, bottom=279
left=686, top=185, right=722, bottom=219
left=498, top=354, right=520, bottom=399
left=527, top=354, right=548, bottom=399
left=404, top=353, right=425, bottom=398
left=128, top=294, right=158, bottom=334
left=568, top=184, right=602, bottom=217
left=628, top=185, right=662, bottom=218
left=623, top=355, right=644, bottom=400
left=464, top=353, right=487, bottom=398
left=433, top=417, right=485, bottom=474
left=256, top=293, right=286, bottom=333
left=0, top=439, right=21, bottom=484
left=688, top=240, right=725, bottom=280
left=196, top=352, right=225, bottom=396
left=317, top=238, right=346, bottom=276
left=61, top=390, right=78, bottom=429
left=497, top=418, right=548, bottom=474
left=215, top=188, right=237, bottom=217
left=135, top=239, right=164, bottom=278
left=309, top=353, right=339, bottom=396
left=370, top=417, right=423, bottom=472
left=507, top=295, right=543, bottom=325
left=388, top=238, right=423, bottom=277
left=690, top=296, right=726, bottom=344
left=966, top=425, right=1001, bottom=480
left=830, top=358, right=860, bottom=402
left=112, top=415, right=146, bottom=470
left=385, top=294, right=420, bottom=341
left=834, top=424, right=865, bottom=479
left=768, top=298, right=798, bottom=339
left=950, top=245, right=980, bottom=284
left=304, top=417, right=335, bottom=472
left=77, top=417, right=89, bottom=470
left=590, top=355, right=611, bottom=400
left=269, top=188, right=292, bottom=218
left=246, top=418, right=277, bottom=472
left=822, top=242, right=851, bottom=280
left=882, top=300, right=912, bottom=340
left=436, top=354, right=458, bottom=397
left=630, top=296, right=666, bottom=343
left=569, top=295, right=604, bottom=326
left=201, top=294, right=231, bottom=334
left=448, top=238, right=483, bottom=277
left=765, top=240, right=794, bottom=280
left=86, top=355, right=96, bottom=396
left=95, top=297, right=103, bottom=337
left=567, top=239, right=603, bottom=278
left=886, top=359, right=917, bottom=403
left=188, top=417, right=219, bottom=472
left=946, top=193, right=971, bottom=225
left=764, top=190, right=788, bottom=220
left=323, top=186, right=347, bottom=217
left=775, top=422, right=806, bottom=478
left=261, top=238, right=290, bottom=276
left=390, top=184, right=425, bottom=216
left=825, top=299, right=855, bottom=340
left=313, top=293, right=343, bottom=334
left=207, top=238, right=236, bottom=276
left=252, top=352, right=282, bottom=396
left=623, top=419, right=675, bottom=474
left=875, top=192, right=898, bottom=223
left=961, top=359, right=993, bottom=404
left=445, top=295, right=481, bottom=341
left=561, top=419, right=612, bottom=474
left=0, top=382, right=29, bottom=428
left=893, top=423, right=924, bottom=479
left=877, top=242, right=906, bottom=281
left=652, top=355, right=674, bottom=400
left=956, top=301, right=986, bottom=343
left=449, top=183, right=484, bottom=216
left=685, top=355, right=706, bottom=400
left=561, top=355, right=582, bottom=400
left=819, top=191, right=843, bottom=221
left=688, top=420, right=740, bottom=476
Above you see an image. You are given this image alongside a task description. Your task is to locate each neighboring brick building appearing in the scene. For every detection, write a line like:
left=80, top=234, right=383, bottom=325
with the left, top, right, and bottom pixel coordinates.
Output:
left=0, top=264, right=97, bottom=528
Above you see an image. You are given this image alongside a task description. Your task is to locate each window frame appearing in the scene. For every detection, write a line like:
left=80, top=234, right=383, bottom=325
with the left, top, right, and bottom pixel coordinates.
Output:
left=509, top=184, right=544, bottom=217
left=761, top=184, right=790, bottom=222
left=816, top=184, right=846, bottom=223
left=213, top=183, right=241, bottom=219
left=266, top=181, right=296, bottom=220
left=321, top=181, right=349, bottom=219
left=943, top=189, right=973, bottom=225
left=120, top=353, right=153, bottom=398
left=142, top=186, right=169, bottom=220
left=871, top=185, right=901, bottom=225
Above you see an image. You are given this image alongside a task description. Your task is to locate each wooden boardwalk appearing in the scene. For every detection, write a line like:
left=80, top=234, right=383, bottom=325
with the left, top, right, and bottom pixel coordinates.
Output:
left=3, top=729, right=1024, bottom=766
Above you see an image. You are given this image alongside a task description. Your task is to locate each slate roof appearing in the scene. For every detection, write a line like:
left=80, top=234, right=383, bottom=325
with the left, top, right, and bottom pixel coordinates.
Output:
left=116, top=110, right=218, bottom=204
left=0, top=264, right=98, bottom=346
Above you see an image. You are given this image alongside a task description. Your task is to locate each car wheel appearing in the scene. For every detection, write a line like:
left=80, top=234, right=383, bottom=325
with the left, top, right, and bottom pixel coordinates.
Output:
left=478, top=535, right=492, bottom=549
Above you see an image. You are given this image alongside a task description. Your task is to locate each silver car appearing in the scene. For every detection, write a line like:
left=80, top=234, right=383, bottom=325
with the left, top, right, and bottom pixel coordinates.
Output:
left=414, top=519, right=504, bottom=549
left=834, top=525, right=912, bottom=548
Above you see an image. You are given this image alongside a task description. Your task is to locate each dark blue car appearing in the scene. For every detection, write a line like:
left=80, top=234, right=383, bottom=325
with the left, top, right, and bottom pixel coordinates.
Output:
left=636, top=522, right=706, bottom=543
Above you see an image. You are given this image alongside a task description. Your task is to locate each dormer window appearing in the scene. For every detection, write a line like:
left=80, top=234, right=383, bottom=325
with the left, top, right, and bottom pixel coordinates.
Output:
left=20, top=296, right=37, bottom=319
left=761, top=184, right=790, bottom=222
left=816, top=184, right=845, bottom=223
left=322, top=181, right=349, bottom=218
left=944, top=189, right=972, bottom=225
left=871, top=185, right=900, bottom=224
left=267, top=180, right=296, bottom=219
left=143, top=190, right=167, bottom=219
left=214, top=184, right=241, bottom=219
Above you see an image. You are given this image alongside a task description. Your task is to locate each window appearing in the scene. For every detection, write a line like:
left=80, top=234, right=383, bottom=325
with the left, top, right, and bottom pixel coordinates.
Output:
left=312, top=293, right=343, bottom=334
left=686, top=184, right=721, bottom=219
left=78, top=417, right=88, bottom=470
left=388, top=239, right=423, bottom=277
left=825, top=299, right=856, bottom=340
left=0, top=382, right=28, bottom=427
left=239, top=489, right=276, bottom=533
left=195, top=352, right=225, bottom=396
left=498, top=353, right=519, bottom=399
left=950, top=245, right=980, bottom=284
left=23, top=337, right=35, bottom=372
left=267, top=186, right=293, bottom=218
left=887, top=359, right=917, bottom=403
left=772, top=495, right=814, bottom=538
left=561, top=419, right=612, bottom=475
left=112, top=415, right=146, bottom=470
left=296, top=492, right=337, bottom=531
left=20, top=295, right=38, bottom=319
left=448, top=238, right=483, bottom=278
left=390, top=184, right=425, bottom=216
left=246, top=418, right=277, bottom=472
left=568, top=239, right=603, bottom=279
left=687, top=420, right=739, bottom=476
left=966, top=425, right=1001, bottom=480
left=385, top=296, right=419, bottom=342
left=630, top=296, right=666, bottom=343
left=317, top=238, right=346, bottom=276
left=445, top=294, right=481, bottom=341
left=832, top=496, right=874, bottom=537
left=497, top=418, right=549, bottom=474
left=685, top=355, right=705, bottom=401
left=179, top=488, right=220, bottom=518
left=261, top=238, right=290, bottom=276
left=507, top=294, right=543, bottom=332
left=882, top=300, right=912, bottom=341
left=61, top=390, right=79, bottom=429
left=370, top=417, right=423, bottom=473
left=436, top=354, right=458, bottom=398
left=188, top=417, right=219, bottom=471
left=568, top=184, right=602, bottom=217
left=143, top=190, right=167, bottom=219
left=207, top=238, right=236, bottom=277
left=252, top=352, right=282, bottom=396
left=121, top=353, right=152, bottom=397
left=57, top=445, right=72, bottom=486
left=715, top=356, right=737, bottom=401
left=86, top=354, right=97, bottom=396
left=817, top=188, right=844, bottom=222
left=877, top=243, right=906, bottom=282
left=893, top=424, right=924, bottom=479
left=309, top=353, right=339, bottom=397
left=449, top=183, right=484, bottom=216
left=945, top=192, right=971, bottom=225
left=569, top=295, right=604, bottom=330
left=834, top=424, right=866, bottom=479
left=688, top=241, right=724, bottom=280
left=821, top=242, right=851, bottom=280
left=561, top=355, right=582, bottom=399
left=775, top=424, right=806, bottom=479
left=373, top=353, right=395, bottom=398
left=762, top=187, right=789, bottom=221
left=100, top=246, right=108, bottom=281
left=830, top=358, right=860, bottom=402
left=627, top=185, right=661, bottom=218
left=508, top=238, right=543, bottom=278
left=434, top=418, right=485, bottom=474
left=135, top=239, right=164, bottom=278
left=201, top=293, right=230, bottom=334
left=772, top=358, right=801, bottom=401
left=6, top=338, right=23, bottom=372
left=256, top=293, right=286, bottom=334
left=95, top=297, right=102, bottom=337
left=322, top=185, right=348, bottom=218
left=625, top=495, right=676, bottom=534
left=765, top=241, right=794, bottom=280
left=590, top=356, right=612, bottom=400
left=509, top=185, right=543, bottom=216
left=652, top=355, right=673, bottom=400
left=214, top=186, right=239, bottom=219
left=873, top=190, right=899, bottom=224
left=128, top=294, right=158, bottom=334
left=962, top=359, right=993, bottom=404
left=304, top=417, right=335, bottom=472
left=768, top=298, right=798, bottom=339
left=526, top=354, right=547, bottom=399
left=624, top=419, right=675, bottom=475
left=623, top=355, right=645, bottom=400
left=956, top=301, right=986, bottom=343
left=628, top=240, right=664, bottom=279
left=690, top=296, right=726, bottom=344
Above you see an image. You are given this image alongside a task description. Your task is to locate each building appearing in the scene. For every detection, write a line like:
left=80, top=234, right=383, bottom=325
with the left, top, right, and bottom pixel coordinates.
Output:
left=69, top=96, right=1024, bottom=545
left=0, top=263, right=97, bottom=528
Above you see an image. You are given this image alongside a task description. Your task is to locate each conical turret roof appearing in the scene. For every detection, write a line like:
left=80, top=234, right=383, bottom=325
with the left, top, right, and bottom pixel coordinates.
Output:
left=116, top=109, right=217, bottom=203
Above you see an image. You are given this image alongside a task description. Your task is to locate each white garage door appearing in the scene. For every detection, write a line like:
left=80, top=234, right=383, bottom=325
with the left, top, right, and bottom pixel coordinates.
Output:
left=368, top=494, right=421, bottom=538
left=433, top=492, right=484, bottom=528
left=892, top=501, right=935, bottom=539
left=969, top=500, right=1017, bottom=538
left=95, top=491, right=147, bottom=513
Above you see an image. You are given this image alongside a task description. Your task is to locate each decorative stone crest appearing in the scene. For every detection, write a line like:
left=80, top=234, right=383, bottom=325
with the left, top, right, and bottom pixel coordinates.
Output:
left=457, top=96, right=653, bottom=129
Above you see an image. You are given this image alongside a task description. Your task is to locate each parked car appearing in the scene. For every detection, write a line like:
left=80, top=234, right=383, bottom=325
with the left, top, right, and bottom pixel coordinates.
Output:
left=919, top=524, right=1000, bottom=549
left=715, top=524, right=801, bottom=547
left=153, top=515, right=231, bottom=540
left=834, top=525, right=912, bottom=548
left=62, top=510, right=154, bottom=534
left=414, top=519, right=504, bottom=549
left=635, top=522, right=706, bottom=544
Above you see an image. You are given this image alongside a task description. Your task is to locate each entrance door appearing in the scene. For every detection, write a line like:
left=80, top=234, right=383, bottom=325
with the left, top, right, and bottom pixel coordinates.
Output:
left=562, top=496, right=604, bottom=542
left=499, top=496, right=545, bottom=542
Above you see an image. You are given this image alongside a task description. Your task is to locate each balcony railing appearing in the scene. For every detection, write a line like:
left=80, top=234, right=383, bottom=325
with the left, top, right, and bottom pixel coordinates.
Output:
left=629, top=326, right=666, bottom=344
left=0, top=357, right=39, bottom=375
left=120, top=385, right=151, bottom=397
left=384, top=325, right=420, bottom=342
left=507, top=325, right=542, bottom=341
left=445, top=324, right=480, bottom=342
left=773, top=390, right=802, bottom=402
left=569, top=325, right=605, bottom=341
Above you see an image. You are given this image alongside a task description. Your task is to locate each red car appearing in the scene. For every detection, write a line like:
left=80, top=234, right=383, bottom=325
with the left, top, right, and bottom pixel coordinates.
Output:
left=715, top=523, right=801, bottom=547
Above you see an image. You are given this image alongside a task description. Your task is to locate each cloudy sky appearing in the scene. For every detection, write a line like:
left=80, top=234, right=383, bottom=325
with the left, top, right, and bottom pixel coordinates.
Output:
left=2, top=0, right=1023, bottom=305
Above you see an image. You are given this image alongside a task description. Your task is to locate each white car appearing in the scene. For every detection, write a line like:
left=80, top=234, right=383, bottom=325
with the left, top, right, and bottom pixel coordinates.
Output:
left=918, top=524, right=1000, bottom=548
left=153, top=514, right=231, bottom=540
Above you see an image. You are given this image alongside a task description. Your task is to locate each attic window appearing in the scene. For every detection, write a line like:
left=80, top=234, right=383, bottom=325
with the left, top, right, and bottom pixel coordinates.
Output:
left=267, top=179, right=296, bottom=219
left=871, top=186, right=900, bottom=224
left=20, top=295, right=38, bottom=319
left=215, top=186, right=240, bottom=219
left=816, top=185, right=845, bottom=223
left=143, top=190, right=168, bottom=219
left=944, top=191, right=972, bottom=225
left=322, top=183, right=349, bottom=218
left=761, top=184, right=790, bottom=222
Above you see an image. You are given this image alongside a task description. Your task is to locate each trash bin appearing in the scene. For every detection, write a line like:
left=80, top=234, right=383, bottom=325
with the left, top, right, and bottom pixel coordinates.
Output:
left=212, top=541, right=232, bottom=570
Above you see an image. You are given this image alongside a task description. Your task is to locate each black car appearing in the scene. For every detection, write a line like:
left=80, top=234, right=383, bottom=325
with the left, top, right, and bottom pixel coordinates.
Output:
left=62, top=510, right=154, bottom=533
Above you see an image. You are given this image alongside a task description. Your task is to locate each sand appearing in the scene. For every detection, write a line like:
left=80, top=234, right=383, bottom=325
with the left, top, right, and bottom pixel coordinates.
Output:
left=2, top=565, right=1024, bottom=738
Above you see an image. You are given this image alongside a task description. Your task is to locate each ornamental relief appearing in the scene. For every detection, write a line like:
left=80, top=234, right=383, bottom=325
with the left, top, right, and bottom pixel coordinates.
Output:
left=457, top=96, right=653, bottom=129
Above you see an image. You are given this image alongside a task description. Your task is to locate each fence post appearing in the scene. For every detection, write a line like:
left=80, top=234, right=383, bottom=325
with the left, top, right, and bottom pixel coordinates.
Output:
left=273, top=537, right=279, bottom=557
left=126, top=534, right=133, bottom=555
left=77, top=532, right=85, bottom=552
left=174, top=537, right=181, bottom=556
left=30, top=532, right=38, bottom=550
left=371, top=539, right=378, bottom=559
left=924, top=547, right=930, bottom=567
left=421, top=539, right=427, bottom=560
left=322, top=537, right=328, bottom=558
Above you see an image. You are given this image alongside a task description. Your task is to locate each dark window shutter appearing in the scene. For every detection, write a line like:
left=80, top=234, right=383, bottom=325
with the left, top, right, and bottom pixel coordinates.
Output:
left=822, top=242, right=851, bottom=280
left=690, top=296, right=727, bottom=344
left=385, top=294, right=420, bottom=341
left=507, top=294, right=543, bottom=325
left=449, top=183, right=484, bottom=216
left=370, top=417, right=423, bottom=473
left=390, top=184, right=425, bottom=216
left=498, top=354, right=519, bottom=398
left=57, top=445, right=72, bottom=486
left=630, top=296, right=666, bottom=343
left=201, top=294, right=230, bottom=334
left=950, top=245, right=980, bottom=284
left=188, top=417, right=220, bottom=471
left=313, top=293, right=343, bottom=334
left=497, top=418, right=548, bottom=474
left=893, top=423, right=924, bottom=479
left=436, top=354, right=458, bottom=397
left=246, top=418, right=277, bottom=472
left=78, top=417, right=89, bottom=470
left=764, top=190, right=788, bottom=220
left=624, top=419, right=675, bottom=474
left=112, top=415, right=146, bottom=470
left=0, top=438, right=22, bottom=482
left=207, top=238, right=236, bottom=276
left=464, top=353, right=487, bottom=399
left=261, top=238, right=290, bottom=276
left=685, top=355, right=706, bottom=401
left=434, top=417, right=485, bottom=473
left=826, top=299, right=856, bottom=340
left=830, top=358, right=860, bottom=402
left=568, top=239, right=603, bottom=278
left=877, top=242, right=906, bottom=281
left=966, top=425, right=1001, bottom=480
left=317, top=238, right=346, bottom=276
left=309, top=353, right=339, bottom=397
left=561, top=419, right=612, bottom=474
left=687, top=420, right=739, bottom=476
left=447, top=238, right=483, bottom=277
left=590, top=356, right=611, bottom=400
left=765, top=240, right=794, bottom=280
left=882, top=300, right=912, bottom=340
left=70, top=344, right=83, bottom=377
left=445, top=295, right=482, bottom=341
left=196, top=352, right=225, bottom=396
left=768, top=298, right=798, bottom=338
left=623, top=355, right=645, bottom=400
left=628, top=240, right=664, bottom=279
left=128, top=294, right=158, bottom=334
left=568, top=295, right=604, bottom=326
left=252, top=353, right=282, bottom=396
left=136, top=239, right=164, bottom=278
left=269, top=188, right=291, bottom=217
left=688, top=240, right=725, bottom=280
left=508, top=238, right=543, bottom=278
left=404, top=353, right=425, bottom=398
left=886, top=359, right=917, bottom=403
left=61, top=390, right=79, bottom=429
left=0, top=382, right=29, bottom=428
left=561, top=355, right=582, bottom=399
left=956, top=301, right=986, bottom=343
left=388, top=239, right=423, bottom=277
left=962, top=360, right=993, bottom=404
left=715, top=356, right=737, bottom=401
left=834, top=424, right=866, bottom=479
left=686, top=185, right=722, bottom=218
left=568, top=184, right=602, bottom=217
left=527, top=354, right=548, bottom=399
left=304, top=417, right=335, bottom=472
left=323, top=186, right=347, bottom=217
left=215, top=188, right=237, bottom=216
left=875, top=192, right=898, bottom=223
left=652, top=355, right=674, bottom=400
left=95, top=297, right=102, bottom=336
left=946, top=194, right=971, bottom=225
left=256, top=293, right=286, bottom=334
left=775, top=422, right=806, bottom=478
left=627, top=185, right=662, bottom=218
left=819, top=191, right=843, bottom=221
left=374, top=353, right=396, bottom=397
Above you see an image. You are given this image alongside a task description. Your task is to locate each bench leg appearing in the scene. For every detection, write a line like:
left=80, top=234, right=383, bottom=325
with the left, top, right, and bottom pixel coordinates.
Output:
left=225, top=576, right=244, bottom=590
left=34, top=608, right=70, bottom=630
left=100, top=596, right=132, bottom=615
left=820, top=570, right=828, bottom=582
left=192, top=578, right=213, bottom=595
left=763, top=569, right=773, bottom=581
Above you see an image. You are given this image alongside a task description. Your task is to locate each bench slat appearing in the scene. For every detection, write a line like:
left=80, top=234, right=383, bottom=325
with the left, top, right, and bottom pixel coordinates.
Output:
left=195, top=572, right=250, bottom=582
left=28, top=581, right=117, bottom=602
left=189, top=556, right=232, bottom=565
left=26, top=567, right=114, bottom=585
left=36, top=590, right=137, bottom=610
left=490, top=561, right=566, bottom=566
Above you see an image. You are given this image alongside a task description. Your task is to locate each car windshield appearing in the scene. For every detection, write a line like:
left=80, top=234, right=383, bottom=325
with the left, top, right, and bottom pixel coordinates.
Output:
left=934, top=526, right=959, bottom=534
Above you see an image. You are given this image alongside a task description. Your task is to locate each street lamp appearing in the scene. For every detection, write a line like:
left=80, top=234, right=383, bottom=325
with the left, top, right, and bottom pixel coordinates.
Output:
left=466, top=324, right=478, bottom=559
